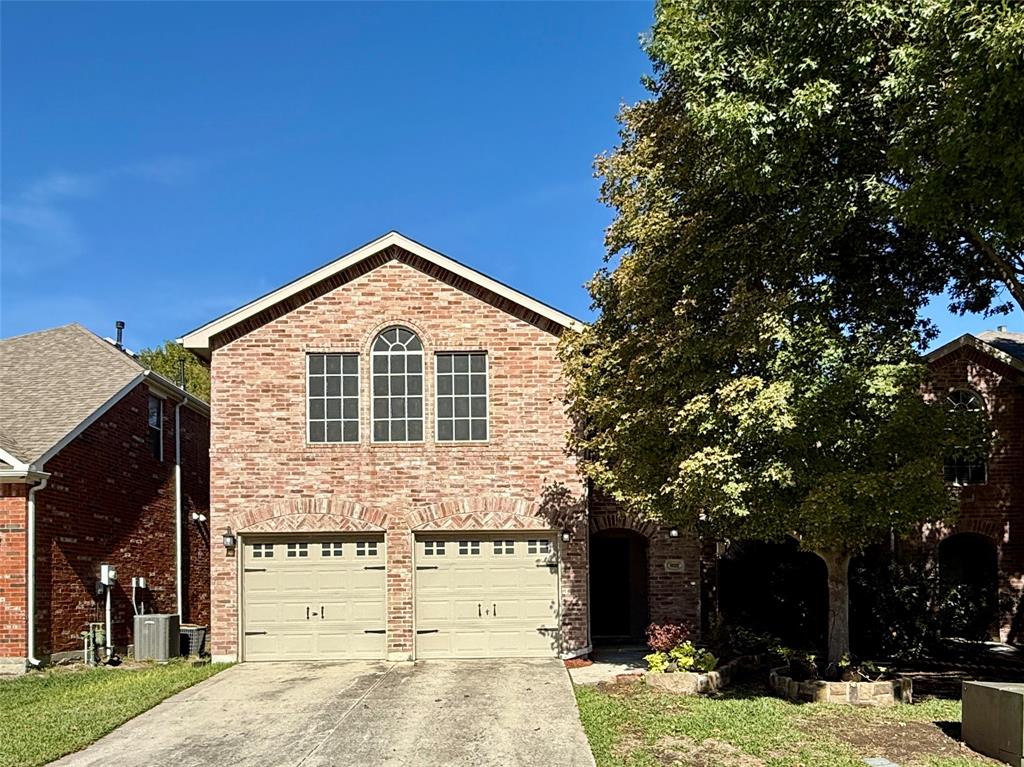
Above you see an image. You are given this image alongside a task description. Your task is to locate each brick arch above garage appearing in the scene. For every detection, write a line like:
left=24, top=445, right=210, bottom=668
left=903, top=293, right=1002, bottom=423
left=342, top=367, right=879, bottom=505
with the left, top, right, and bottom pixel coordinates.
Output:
left=409, top=496, right=556, bottom=531
left=589, top=509, right=659, bottom=539
left=234, top=497, right=391, bottom=533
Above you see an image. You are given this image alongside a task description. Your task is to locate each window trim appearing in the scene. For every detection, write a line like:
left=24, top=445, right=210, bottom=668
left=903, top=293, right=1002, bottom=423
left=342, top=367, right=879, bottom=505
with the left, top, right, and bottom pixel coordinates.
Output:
left=943, top=388, right=988, bottom=487
left=306, top=351, right=361, bottom=445
left=434, top=351, right=489, bottom=443
left=148, top=394, right=164, bottom=461
left=370, top=327, right=425, bottom=444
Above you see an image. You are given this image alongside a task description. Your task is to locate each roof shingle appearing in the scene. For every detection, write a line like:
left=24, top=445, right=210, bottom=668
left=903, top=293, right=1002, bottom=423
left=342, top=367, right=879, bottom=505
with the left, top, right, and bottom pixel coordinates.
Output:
left=0, top=323, right=145, bottom=465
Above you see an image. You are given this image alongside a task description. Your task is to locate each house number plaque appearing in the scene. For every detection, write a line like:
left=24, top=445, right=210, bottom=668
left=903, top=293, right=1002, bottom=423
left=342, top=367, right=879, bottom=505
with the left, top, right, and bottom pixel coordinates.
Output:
left=663, top=559, right=684, bottom=572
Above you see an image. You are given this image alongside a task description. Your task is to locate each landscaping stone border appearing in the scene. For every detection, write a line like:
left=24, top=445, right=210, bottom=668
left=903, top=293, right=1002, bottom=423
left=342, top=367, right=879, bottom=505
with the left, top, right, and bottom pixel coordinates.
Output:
left=645, top=654, right=763, bottom=695
left=769, top=665, right=913, bottom=706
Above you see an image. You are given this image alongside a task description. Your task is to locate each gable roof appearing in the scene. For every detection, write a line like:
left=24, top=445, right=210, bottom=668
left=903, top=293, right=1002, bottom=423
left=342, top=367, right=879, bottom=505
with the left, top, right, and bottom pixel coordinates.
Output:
left=179, top=231, right=583, bottom=358
left=925, top=328, right=1024, bottom=375
left=0, top=323, right=207, bottom=471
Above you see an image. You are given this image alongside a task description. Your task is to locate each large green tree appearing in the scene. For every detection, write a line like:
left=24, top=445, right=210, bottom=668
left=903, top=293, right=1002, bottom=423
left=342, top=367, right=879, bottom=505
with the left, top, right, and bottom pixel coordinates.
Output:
left=562, top=0, right=1009, bottom=664
left=137, top=341, right=211, bottom=401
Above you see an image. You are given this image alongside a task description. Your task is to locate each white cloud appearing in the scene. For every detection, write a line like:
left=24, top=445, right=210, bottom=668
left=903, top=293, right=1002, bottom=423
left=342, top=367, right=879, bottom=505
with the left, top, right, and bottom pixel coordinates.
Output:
left=0, top=157, right=197, bottom=275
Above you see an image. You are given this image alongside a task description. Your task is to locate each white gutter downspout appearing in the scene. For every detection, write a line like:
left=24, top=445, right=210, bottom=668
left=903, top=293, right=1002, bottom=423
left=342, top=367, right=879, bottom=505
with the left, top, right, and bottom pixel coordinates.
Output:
left=27, top=475, right=49, bottom=668
left=174, top=401, right=184, bottom=619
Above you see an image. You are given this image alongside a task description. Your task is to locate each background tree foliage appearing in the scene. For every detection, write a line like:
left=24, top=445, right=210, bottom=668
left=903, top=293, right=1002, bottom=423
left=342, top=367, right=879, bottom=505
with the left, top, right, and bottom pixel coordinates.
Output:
left=137, top=341, right=211, bottom=401
left=561, top=0, right=1011, bottom=663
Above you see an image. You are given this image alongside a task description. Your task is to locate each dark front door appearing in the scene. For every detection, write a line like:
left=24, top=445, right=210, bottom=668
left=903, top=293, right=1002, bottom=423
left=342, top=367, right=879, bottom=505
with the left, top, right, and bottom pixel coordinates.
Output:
left=590, top=530, right=649, bottom=644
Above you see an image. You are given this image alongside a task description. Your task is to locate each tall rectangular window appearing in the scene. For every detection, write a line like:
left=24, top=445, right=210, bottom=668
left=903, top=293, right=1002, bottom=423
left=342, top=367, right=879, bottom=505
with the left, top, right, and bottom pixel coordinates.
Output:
left=372, top=328, right=424, bottom=442
left=308, top=353, right=359, bottom=443
left=436, top=352, right=487, bottom=441
left=148, top=395, right=163, bottom=460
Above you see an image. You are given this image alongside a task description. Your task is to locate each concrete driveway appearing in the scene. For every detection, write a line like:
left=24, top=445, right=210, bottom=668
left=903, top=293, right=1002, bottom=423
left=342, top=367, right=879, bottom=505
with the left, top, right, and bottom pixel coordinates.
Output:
left=52, top=660, right=595, bottom=767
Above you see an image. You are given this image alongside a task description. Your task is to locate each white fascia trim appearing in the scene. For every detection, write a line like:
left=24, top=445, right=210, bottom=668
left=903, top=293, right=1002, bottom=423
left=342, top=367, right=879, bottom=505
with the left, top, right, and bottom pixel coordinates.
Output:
left=179, top=231, right=584, bottom=353
left=0, top=448, right=30, bottom=472
left=143, top=371, right=210, bottom=417
left=0, top=468, right=49, bottom=483
left=36, top=373, right=147, bottom=467
left=925, top=333, right=1024, bottom=374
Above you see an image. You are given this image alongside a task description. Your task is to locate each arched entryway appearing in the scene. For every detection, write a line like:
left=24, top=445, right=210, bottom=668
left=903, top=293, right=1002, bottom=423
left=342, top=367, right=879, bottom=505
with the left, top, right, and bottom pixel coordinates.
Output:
left=938, top=532, right=999, bottom=640
left=589, top=528, right=649, bottom=644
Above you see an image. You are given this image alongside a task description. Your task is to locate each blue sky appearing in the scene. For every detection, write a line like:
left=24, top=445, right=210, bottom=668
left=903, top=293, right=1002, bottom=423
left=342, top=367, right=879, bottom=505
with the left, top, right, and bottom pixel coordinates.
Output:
left=2, top=2, right=1019, bottom=351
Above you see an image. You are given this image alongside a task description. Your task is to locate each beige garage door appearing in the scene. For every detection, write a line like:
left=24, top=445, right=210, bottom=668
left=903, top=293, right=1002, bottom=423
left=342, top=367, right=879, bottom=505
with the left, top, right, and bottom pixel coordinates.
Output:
left=242, top=535, right=386, bottom=661
left=414, top=533, right=559, bottom=658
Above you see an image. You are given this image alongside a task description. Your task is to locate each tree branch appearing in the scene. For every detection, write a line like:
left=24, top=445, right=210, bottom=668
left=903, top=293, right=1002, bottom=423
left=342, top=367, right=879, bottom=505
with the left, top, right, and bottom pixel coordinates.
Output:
left=963, top=228, right=1024, bottom=313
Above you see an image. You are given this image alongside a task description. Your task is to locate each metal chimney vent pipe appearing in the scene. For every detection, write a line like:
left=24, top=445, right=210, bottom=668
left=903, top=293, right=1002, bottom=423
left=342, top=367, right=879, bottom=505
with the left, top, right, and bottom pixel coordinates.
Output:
left=114, top=320, right=125, bottom=350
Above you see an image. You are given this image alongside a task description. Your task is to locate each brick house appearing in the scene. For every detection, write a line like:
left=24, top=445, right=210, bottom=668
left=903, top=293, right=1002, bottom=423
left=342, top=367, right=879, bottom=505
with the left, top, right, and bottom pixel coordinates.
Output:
left=181, top=232, right=698, bottom=663
left=924, top=328, right=1024, bottom=642
left=0, top=324, right=210, bottom=673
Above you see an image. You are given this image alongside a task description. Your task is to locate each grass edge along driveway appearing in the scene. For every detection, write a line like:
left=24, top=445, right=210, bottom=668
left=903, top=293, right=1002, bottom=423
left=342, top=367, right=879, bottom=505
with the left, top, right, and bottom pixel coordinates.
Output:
left=575, top=682, right=995, bottom=767
left=0, top=660, right=229, bottom=767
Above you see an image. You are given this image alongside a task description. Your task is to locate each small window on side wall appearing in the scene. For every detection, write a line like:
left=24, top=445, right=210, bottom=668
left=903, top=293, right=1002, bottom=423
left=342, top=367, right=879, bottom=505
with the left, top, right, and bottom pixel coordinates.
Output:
left=148, top=395, right=163, bottom=461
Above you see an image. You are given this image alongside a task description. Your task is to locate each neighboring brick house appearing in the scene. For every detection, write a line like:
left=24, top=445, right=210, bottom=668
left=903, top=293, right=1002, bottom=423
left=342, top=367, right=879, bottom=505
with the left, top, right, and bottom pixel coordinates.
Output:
left=182, top=231, right=698, bottom=663
left=924, top=328, right=1024, bottom=643
left=0, top=324, right=210, bottom=673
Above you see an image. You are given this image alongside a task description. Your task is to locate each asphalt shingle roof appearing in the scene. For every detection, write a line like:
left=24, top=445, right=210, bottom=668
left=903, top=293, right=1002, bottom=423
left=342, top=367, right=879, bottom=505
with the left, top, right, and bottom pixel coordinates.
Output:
left=0, top=323, right=145, bottom=465
left=977, top=329, right=1024, bottom=364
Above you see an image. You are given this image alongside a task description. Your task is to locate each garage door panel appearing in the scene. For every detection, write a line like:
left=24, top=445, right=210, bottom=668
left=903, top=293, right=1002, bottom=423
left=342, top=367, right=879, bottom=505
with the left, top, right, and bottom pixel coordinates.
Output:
left=242, top=536, right=386, bottom=661
left=414, top=534, right=559, bottom=659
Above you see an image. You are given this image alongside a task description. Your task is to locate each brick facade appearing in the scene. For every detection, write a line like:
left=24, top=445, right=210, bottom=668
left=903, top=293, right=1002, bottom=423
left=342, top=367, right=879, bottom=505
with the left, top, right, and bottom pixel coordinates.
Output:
left=204, top=247, right=705, bottom=661
left=588, top=490, right=700, bottom=633
left=925, top=346, right=1024, bottom=642
left=0, top=383, right=210, bottom=664
left=208, top=258, right=593, bottom=660
left=0, top=484, right=29, bottom=664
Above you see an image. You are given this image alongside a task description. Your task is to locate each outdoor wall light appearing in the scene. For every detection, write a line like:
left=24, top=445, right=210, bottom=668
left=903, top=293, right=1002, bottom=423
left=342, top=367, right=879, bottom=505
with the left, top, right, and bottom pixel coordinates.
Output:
left=222, top=528, right=236, bottom=550
left=668, top=528, right=680, bottom=538
left=560, top=530, right=571, bottom=543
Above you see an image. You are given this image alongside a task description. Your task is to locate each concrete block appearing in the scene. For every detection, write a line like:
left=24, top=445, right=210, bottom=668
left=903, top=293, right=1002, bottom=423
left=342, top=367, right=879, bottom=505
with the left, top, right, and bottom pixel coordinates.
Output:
left=963, top=681, right=1024, bottom=766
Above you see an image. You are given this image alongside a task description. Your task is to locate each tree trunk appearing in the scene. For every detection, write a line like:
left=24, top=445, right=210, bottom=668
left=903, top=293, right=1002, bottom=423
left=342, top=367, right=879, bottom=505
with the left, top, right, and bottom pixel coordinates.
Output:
left=814, top=549, right=852, bottom=667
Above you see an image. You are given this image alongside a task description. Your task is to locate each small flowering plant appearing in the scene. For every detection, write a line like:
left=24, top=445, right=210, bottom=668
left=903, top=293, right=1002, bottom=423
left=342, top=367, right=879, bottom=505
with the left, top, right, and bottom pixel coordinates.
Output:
left=643, top=622, right=716, bottom=673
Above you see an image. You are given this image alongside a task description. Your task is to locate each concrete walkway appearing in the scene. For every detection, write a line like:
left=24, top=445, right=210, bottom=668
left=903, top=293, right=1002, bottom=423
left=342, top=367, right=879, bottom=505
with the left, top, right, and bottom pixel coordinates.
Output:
left=52, top=660, right=595, bottom=767
left=568, top=645, right=647, bottom=685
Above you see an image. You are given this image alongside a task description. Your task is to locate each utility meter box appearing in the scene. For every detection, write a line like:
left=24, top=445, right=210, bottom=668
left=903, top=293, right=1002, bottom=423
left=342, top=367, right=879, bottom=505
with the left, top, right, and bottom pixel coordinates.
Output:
left=963, top=680, right=1024, bottom=766
left=134, top=614, right=181, bottom=662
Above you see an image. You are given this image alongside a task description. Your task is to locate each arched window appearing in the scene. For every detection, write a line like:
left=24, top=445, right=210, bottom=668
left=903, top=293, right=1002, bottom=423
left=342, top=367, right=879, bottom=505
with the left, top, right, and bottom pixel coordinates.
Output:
left=371, top=327, right=424, bottom=442
left=944, top=389, right=987, bottom=485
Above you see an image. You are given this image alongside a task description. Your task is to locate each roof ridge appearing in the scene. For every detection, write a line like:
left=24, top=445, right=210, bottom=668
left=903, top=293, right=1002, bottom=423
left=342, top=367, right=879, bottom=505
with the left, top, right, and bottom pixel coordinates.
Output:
left=64, top=322, right=146, bottom=373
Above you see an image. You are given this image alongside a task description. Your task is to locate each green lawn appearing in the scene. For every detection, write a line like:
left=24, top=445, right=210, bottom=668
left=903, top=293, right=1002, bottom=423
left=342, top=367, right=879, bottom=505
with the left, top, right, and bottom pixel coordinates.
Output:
left=576, top=682, right=996, bottom=767
left=0, top=661, right=229, bottom=767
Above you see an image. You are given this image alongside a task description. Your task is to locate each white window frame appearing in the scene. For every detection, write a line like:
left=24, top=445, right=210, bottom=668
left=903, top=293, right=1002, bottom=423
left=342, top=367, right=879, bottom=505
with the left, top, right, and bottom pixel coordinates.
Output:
left=944, top=388, right=988, bottom=486
left=434, top=352, right=489, bottom=442
left=148, top=394, right=164, bottom=461
left=307, top=352, right=360, bottom=444
left=371, top=328, right=425, bottom=443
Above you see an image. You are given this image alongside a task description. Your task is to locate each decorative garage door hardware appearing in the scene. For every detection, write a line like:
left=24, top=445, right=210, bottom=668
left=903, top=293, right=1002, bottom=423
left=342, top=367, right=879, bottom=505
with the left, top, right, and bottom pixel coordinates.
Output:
left=241, top=537, right=386, bottom=661
left=417, top=629, right=439, bottom=634
left=416, top=565, right=439, bottom=570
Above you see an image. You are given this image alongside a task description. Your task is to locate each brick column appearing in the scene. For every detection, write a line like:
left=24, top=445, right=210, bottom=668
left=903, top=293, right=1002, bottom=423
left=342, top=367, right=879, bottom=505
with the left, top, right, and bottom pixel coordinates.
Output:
left=386, top=528, right=413, bottom=660
left=0, top=484, right=29, bottom=671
